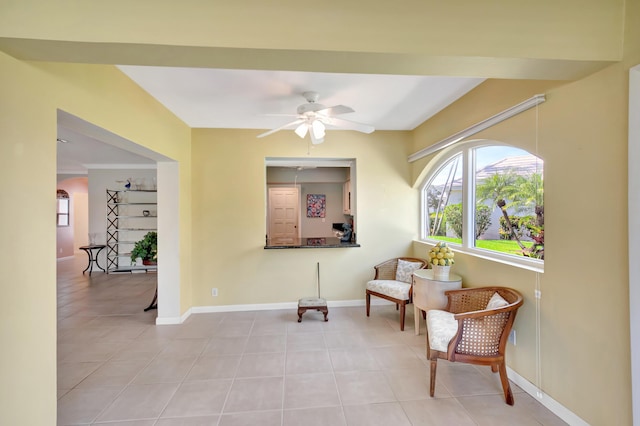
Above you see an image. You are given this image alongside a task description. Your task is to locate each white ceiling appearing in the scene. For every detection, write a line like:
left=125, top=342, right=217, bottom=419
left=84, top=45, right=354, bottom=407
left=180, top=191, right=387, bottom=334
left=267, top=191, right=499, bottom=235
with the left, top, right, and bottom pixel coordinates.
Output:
left=116, top=67, right=484, bottom=130
left=57, top=67, right=484, bottom=174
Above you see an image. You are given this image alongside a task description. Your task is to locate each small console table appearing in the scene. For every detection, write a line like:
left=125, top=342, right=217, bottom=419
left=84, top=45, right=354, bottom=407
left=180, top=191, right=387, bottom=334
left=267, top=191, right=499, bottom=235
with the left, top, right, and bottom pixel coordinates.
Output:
left=412, top=269, right=462, bottom=335
left=79, top=245, right=106, bottom=276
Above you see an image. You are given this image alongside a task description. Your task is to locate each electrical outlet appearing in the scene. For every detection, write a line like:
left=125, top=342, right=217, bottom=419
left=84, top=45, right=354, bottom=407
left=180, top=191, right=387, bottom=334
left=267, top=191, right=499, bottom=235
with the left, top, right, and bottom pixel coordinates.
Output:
left=211, top=288, right=218, bottom=297
left=508, top=329, right=516, bottom=345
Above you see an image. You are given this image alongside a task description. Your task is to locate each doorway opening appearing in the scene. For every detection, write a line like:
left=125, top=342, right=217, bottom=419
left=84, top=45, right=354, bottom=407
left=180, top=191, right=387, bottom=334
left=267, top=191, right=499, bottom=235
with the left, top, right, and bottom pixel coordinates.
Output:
left=56, top=110, right=181, bottom=323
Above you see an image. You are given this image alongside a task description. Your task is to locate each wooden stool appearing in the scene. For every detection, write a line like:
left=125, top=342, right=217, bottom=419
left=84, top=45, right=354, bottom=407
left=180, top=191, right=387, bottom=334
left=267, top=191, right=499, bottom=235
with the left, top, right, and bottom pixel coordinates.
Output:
left=297, top=297, right=328, bottom=322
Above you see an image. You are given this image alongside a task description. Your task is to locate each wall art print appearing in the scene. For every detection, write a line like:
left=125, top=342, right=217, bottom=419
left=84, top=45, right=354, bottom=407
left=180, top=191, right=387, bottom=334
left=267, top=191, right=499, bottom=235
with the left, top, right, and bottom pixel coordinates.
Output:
left=306, top=194, right=326, bottom=218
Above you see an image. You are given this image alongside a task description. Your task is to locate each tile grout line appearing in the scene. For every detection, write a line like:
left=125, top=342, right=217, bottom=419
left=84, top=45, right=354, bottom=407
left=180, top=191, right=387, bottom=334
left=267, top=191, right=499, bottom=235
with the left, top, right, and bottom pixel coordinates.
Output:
left=324, top=326, right=348, bottom=425
left=214, top=319, right=252, bottom=426
left=280, top=318, right=289, bottom=426
left=153, top=333, right=210, bottom=424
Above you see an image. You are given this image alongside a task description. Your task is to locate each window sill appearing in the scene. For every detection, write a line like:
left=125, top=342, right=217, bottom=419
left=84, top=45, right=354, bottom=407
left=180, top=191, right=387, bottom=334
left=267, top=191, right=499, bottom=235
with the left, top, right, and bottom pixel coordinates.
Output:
left=418, top=239, right=544, bottom=273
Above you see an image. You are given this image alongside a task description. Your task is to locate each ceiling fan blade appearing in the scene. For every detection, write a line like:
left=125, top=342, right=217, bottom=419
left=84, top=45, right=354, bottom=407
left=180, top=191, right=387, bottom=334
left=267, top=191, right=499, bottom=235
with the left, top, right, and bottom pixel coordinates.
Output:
left=316, top=105, right=355, bottom=116
left=325, top=117, right=375, bottom=134
left=257, top=118, right=305, bottom=138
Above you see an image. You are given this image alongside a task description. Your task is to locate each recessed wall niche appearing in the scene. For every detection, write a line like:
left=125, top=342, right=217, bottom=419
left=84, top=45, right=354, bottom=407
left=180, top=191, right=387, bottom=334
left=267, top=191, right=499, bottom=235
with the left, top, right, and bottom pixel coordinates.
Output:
left=265, top=158, right=356, bottom=245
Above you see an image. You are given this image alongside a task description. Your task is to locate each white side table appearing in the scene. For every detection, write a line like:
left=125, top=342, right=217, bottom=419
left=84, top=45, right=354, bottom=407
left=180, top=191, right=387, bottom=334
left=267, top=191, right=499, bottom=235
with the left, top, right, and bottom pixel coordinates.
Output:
left=412, top=269, right=462, bottom=335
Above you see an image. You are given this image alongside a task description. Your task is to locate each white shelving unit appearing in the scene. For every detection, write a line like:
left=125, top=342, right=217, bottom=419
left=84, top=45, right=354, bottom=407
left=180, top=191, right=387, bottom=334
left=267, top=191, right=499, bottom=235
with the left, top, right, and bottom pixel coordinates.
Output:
left=106, top=189, right=157, bottom=273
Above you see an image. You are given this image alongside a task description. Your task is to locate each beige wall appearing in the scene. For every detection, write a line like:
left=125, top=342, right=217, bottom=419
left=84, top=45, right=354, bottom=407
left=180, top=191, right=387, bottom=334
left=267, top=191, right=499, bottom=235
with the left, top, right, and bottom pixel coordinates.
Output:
left=190, top=129, right=418, bottom=306
left=0, top=53, right=192, bottom=425
left=409, top=62, right=635, bottom=424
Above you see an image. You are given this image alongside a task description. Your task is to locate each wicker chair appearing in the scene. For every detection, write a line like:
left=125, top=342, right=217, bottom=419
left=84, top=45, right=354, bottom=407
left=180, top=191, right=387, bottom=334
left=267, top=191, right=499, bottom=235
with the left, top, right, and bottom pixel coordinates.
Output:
left=426, top=286, right=523, bottom=405
left=365, top=257, right=428, bottom=331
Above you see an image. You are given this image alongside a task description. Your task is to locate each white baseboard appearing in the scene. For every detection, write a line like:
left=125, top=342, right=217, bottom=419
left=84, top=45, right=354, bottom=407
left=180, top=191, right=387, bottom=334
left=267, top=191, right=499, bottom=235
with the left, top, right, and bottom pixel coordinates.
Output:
left=57, top=255, right=76, bottom=262
left=155, top=316, right=181, bottom=325
left=190, top=299, right=371, bottom=315
left=160, top=298, right=394, bottom=324
left=507, top=367, right=588, bottom=426
left=155, top=309, right=192, bottom=325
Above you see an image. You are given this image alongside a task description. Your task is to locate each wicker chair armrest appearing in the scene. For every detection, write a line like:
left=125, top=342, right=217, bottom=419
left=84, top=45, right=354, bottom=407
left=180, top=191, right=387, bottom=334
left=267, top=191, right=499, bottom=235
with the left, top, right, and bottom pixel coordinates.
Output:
left=445, top=286, right=523, bottom=314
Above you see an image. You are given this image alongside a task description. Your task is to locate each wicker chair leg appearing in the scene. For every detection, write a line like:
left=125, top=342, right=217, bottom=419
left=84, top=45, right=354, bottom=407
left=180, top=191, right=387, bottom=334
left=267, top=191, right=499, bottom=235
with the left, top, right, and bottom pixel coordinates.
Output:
left=498, top=362, right=514, bottom=405
left=429, top=358, right=437, bottom=397
left=399, top=303, right=405, bottom=331
left=366, top=292, right=371, bottom=317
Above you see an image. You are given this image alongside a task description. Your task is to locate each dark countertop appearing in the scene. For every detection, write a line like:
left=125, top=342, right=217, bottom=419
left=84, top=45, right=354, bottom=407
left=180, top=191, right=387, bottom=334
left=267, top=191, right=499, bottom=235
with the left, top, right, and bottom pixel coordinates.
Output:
left=265, top=237, right=360, bottom=249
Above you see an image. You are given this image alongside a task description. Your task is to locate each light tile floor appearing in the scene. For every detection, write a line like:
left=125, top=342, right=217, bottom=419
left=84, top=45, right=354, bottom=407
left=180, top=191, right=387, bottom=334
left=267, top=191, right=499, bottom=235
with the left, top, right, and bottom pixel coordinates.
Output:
left=57, top=255, right=566, bottom=425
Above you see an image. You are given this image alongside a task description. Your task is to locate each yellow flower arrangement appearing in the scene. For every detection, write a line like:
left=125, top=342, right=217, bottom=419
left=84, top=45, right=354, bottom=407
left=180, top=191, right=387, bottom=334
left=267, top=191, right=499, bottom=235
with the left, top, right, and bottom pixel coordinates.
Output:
left=428, top=242, right=455, bottom=267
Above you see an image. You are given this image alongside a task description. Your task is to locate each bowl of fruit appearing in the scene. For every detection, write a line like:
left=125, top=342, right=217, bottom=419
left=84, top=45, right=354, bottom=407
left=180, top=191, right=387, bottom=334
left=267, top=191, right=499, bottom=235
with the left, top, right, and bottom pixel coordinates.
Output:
left=428, top=242, right=455, bottom=279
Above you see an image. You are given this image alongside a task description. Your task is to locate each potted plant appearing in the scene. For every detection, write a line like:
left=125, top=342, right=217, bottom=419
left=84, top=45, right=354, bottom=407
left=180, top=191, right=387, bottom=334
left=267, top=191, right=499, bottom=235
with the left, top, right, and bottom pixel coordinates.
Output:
left=130, top=231, right=157, bottom=265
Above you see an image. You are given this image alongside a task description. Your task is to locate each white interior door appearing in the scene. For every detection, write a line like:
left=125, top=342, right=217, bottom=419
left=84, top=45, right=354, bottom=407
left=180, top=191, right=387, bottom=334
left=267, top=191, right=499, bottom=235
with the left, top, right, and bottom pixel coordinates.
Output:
left=268, top=187, right=299, bottom=243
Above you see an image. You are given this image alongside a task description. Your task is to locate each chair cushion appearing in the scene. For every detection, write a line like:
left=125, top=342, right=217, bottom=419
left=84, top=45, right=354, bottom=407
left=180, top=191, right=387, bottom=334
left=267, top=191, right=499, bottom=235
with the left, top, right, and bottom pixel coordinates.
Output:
left=366, top=280, right=411, bottom=300
left=298, top=297, right=327, bottom=307
left=486, top=292, right=509, bottom=310
left=395, top=259, right=424, bottom=283
left=427, top=309, right=458, bottom=352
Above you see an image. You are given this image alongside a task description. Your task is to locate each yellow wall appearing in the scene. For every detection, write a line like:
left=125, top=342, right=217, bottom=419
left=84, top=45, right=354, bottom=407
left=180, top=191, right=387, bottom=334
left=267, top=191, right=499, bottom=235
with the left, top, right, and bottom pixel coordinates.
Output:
left=0, top=0, right=623, bottom=61
left=0, top=1, right=621, bottom=80
left=191, top=129, right=418, bottom=306
left=409, top=62, right=636, bottom=426
left=0, top=0, right=624, bottom=59
left=0, top=53, right=192, bottom=424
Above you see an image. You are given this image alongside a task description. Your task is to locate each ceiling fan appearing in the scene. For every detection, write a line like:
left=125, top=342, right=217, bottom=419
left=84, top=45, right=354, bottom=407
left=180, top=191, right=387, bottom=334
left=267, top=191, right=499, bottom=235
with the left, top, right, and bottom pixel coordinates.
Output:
left=257, top=91, right=375, bottom=144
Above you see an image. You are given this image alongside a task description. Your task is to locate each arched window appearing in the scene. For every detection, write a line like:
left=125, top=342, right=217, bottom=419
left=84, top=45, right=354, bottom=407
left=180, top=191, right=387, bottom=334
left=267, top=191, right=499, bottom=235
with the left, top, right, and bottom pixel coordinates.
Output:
left=421, top=142, right=543, bottom=271
left=57, top=189, right=70, bottom=227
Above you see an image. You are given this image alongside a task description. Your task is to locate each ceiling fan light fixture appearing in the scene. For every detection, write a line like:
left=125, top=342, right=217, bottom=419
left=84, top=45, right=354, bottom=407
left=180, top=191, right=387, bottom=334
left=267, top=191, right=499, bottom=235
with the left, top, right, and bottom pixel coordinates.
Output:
left=294, top=123, right=308, bottom=138
left=311, top=120, right=325, bottom=139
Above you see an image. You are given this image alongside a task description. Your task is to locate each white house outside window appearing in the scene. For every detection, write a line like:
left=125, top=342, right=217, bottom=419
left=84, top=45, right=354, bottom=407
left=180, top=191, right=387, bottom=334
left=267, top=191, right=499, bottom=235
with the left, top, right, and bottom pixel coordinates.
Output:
left=421, top=142, right=544, bottom=271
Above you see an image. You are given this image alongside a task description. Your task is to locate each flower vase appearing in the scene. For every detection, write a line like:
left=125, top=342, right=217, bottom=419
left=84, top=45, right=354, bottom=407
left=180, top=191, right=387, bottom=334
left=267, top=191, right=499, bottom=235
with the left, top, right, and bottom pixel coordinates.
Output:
left=432, top=265, right=451, bottom=280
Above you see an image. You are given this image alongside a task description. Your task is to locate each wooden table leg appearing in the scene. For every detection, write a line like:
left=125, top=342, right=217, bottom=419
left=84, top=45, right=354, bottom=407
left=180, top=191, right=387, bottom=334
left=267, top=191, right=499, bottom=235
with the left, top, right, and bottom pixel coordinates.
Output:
left=144, top=286, right=158, bottom=311
left=297, top=306, right=328, bottom=322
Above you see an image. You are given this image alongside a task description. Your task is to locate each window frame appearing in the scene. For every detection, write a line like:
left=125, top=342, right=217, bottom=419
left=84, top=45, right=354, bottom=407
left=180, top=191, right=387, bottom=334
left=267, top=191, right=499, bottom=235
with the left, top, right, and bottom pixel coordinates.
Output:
left=419, top=140, right=544, bottom=273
